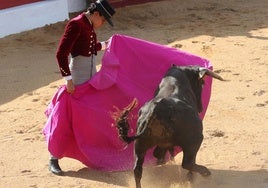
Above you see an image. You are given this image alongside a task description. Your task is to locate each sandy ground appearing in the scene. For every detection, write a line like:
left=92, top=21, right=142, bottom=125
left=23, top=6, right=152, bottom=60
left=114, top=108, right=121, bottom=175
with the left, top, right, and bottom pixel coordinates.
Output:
left=0, top=0, right=267, bottom=187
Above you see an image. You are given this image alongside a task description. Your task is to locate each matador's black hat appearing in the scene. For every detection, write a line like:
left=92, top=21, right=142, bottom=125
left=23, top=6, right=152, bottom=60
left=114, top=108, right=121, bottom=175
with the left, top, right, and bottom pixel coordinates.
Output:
left=95, top=0, right=116, bottom=26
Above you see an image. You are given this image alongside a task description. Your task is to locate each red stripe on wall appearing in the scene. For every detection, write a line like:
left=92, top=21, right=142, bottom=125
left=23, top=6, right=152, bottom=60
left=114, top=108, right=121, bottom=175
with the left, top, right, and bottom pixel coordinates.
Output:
left=0, top=0, right=43, bottom=10
left=109, top=0, right=164, bottom=8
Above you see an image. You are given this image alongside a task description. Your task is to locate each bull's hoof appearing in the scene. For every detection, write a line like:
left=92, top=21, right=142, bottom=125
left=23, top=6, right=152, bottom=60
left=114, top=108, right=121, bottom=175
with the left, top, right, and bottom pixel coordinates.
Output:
left=156, top=158, right=166, bottom=165
left=200, top=169, right=211, bottom=177
left=198, top=166, right=211, bottom=177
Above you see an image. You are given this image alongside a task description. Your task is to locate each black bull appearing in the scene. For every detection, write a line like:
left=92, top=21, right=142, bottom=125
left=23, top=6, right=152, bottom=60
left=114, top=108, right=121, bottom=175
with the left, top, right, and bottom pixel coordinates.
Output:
left=114, top=65, right=224, bottom=188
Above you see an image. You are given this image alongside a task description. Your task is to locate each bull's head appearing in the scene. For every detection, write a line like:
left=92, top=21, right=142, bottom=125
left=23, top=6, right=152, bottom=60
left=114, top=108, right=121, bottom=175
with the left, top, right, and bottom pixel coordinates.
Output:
left=197, top=67, right=225, bottom=112
left=170, top=65, right=224, bottom=113
left=194, top=66, right=225, bottom=112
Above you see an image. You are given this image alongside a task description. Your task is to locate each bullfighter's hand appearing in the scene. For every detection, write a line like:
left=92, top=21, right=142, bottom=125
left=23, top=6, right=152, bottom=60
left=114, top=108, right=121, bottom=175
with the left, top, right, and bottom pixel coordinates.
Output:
left=105, top=39, right=110, bottom=48
left=66, top=79, right=75, bottom=94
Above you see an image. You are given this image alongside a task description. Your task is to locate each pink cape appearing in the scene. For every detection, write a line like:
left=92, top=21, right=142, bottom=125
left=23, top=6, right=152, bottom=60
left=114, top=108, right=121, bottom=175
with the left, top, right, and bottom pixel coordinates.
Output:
left=43, top=34, right=213, bottom=171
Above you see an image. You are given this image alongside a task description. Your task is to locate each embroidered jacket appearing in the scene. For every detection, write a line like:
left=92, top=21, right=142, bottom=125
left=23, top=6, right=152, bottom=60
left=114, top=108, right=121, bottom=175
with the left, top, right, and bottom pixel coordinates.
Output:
left=56, top=13, right=102, bottom=77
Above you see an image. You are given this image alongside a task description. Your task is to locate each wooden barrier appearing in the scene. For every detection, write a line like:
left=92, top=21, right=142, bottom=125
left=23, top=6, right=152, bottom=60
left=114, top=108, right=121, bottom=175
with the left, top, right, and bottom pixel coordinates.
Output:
left=0, top=0, right=43, bottom=9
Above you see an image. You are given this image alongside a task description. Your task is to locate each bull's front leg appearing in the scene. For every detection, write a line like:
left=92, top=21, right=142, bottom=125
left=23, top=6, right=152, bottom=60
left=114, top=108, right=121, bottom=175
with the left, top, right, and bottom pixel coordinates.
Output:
left=181, top=136, right=211, bottom=178
left=182, top=152, right=211, bottom=177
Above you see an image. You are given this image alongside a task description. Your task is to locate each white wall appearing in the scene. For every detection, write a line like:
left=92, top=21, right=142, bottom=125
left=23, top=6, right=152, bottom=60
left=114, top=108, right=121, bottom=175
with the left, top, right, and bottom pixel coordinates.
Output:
left=0, top=0, right=70, bottom=38
left=67, top=0, right=86, bottom=13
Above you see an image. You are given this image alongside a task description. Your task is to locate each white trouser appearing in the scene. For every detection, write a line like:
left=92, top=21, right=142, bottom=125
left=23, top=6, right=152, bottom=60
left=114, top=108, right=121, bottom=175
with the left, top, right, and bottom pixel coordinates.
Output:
left=69, top=55, right=96, bottom=85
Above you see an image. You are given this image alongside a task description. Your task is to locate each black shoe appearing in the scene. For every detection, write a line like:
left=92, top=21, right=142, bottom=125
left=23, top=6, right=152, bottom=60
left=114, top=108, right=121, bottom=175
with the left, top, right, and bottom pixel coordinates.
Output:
left=49, top=159, right=64, bottom=176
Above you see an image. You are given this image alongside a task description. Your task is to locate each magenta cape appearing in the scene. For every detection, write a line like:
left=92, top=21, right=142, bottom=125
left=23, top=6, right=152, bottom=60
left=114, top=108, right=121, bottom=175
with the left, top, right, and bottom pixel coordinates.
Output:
left=43, top=34, right=213, bottom=171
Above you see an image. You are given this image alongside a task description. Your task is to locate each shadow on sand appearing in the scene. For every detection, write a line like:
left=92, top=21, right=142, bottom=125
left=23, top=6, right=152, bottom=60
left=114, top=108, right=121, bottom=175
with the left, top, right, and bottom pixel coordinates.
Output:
left=64, top=164, right=268, bottom=188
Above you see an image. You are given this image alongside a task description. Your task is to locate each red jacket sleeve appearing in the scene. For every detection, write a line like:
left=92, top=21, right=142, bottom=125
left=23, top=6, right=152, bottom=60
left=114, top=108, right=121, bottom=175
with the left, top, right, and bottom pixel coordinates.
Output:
left=56, top=21, right=81, bottom=77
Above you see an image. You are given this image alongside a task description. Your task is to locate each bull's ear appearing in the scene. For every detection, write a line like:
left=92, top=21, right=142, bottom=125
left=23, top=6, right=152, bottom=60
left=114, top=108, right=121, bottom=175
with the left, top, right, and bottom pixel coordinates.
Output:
left=198, top=67, right=207, bottom=79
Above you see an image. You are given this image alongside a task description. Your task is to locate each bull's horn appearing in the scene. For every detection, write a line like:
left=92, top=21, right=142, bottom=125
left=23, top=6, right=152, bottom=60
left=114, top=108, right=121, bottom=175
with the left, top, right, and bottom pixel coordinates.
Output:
left=199, top=68, right=225, bottom=81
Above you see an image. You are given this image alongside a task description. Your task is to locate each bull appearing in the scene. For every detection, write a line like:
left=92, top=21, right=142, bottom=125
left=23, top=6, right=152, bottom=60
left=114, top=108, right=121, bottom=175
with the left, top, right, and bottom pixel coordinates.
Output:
left=114, top=65, right=224, bottom=188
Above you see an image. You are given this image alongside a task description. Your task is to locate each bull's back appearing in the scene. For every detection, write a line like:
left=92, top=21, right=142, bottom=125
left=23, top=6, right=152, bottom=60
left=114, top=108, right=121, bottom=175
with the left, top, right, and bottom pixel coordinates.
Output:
left=153, top=98, right=203, bottom=141
left=137, top=97, right=202, bottom=144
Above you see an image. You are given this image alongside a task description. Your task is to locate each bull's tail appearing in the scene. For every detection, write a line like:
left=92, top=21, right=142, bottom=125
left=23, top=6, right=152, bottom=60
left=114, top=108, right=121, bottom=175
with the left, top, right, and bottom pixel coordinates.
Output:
left=114, top=98, right=139, bottom=144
